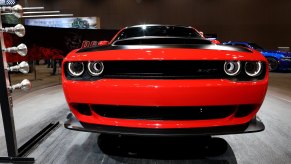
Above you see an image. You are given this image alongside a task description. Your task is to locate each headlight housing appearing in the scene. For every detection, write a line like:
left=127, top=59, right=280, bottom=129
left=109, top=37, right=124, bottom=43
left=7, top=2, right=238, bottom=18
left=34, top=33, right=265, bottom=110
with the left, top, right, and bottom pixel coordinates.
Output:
left=67, top=62, right=84, bottom=77
left=245, top=61, right=262, bottom=77
left=224, top=61, right=241, bottom=76
left=87, top=61, right=104, bottom=76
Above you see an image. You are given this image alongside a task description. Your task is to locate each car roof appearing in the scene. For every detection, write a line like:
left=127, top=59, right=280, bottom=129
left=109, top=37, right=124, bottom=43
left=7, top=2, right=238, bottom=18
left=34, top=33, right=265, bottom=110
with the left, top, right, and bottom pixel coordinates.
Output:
left=125, top=24, right=194, bottom=29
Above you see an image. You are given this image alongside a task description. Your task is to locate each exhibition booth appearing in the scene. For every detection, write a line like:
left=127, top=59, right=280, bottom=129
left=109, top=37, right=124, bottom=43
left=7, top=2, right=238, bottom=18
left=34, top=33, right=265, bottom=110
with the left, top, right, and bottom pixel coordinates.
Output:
left=0, top=1, right=291, bottom=164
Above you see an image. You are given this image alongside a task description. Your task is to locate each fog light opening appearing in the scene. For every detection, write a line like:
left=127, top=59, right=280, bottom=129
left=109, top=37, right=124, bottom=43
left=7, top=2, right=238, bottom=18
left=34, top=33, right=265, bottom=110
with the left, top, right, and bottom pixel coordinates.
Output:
left=235, top=105, right=256, bottom=118
left=71, top=103, right=92, bottom=116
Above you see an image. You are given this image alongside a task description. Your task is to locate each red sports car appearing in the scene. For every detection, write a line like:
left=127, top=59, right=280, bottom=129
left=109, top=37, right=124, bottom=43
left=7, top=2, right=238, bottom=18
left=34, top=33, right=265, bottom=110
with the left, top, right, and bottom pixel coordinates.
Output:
left=63, top=24, right=268, bottom=136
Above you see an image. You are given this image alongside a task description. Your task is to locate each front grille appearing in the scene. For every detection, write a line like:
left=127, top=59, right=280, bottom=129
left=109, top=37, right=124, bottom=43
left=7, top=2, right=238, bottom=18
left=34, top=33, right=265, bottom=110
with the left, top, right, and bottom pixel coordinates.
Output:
left=102, top=61, right=225, bottom=79
left=64, top=61, right=266, bottom=81
left=91, top=105, right=236, bottom=120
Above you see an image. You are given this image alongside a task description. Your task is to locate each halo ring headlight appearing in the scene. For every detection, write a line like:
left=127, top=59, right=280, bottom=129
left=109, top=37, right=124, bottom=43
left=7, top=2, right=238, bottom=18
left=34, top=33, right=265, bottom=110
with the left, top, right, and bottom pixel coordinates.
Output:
left=68, top=62, right=84, bottom=77
left=224, top=61, right=241, bottom=76
left=245, top=61, right=262, bottom=77
left=87, top=61, right=104, bottom=76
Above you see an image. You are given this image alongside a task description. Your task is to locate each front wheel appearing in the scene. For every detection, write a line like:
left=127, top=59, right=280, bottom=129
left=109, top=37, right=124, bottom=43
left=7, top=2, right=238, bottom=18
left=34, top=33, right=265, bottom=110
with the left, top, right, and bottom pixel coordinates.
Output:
left=267, top=57, right=279, bottom=71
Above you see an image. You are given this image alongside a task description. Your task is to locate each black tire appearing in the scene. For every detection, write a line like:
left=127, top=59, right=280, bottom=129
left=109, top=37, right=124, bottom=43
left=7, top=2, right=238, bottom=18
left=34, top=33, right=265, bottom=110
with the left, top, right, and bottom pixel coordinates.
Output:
left=267, top=57, right=279, bottom=71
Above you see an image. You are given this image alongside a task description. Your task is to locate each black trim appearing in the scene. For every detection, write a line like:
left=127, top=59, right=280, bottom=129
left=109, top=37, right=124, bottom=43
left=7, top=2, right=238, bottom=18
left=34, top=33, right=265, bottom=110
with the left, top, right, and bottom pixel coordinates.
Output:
left=112, top=37, right=212, bottom=45
left=64, top=113, right=265, bottom=136
left=76, top=44, right=252, bottom=53
left=71, top=104, right=91, bottom=116
left=102, top=60, right=225, bottom=80
left=91, top=105, right=236, bottom=120
left=64, top=61, right=266, bottom=82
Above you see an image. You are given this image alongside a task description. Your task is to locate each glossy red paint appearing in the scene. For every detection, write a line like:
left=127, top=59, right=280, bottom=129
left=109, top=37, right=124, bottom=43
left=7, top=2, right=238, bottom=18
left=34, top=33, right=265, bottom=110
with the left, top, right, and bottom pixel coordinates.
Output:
left=62, top=47, right=268, bottom=129
left=97, top=40, right=109, bottom=46
left=211, top=39, right=221, bottom=44
left=63, top=79, right=267, bottom=129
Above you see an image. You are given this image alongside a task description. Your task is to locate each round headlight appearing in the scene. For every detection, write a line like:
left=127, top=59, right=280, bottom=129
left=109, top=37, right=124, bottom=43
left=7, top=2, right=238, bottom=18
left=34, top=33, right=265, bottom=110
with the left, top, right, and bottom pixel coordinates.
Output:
left=245, top=61, right=262, bottom=77
left=68, top=62, right=84, bottom=77
left=87, top=61, right=104, bottom=76
left=224, top=61, right=241, bottom=76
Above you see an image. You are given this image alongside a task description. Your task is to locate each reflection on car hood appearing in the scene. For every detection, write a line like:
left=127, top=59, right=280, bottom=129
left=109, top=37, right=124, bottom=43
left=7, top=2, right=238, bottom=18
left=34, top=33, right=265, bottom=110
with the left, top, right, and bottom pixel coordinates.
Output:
left=77, top=44, right=252, bottom=53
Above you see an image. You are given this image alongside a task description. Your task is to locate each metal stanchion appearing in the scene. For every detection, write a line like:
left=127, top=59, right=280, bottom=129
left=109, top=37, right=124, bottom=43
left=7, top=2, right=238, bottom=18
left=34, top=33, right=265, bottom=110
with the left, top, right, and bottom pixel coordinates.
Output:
left=0, top=4, right=72, bottom=163
left=0, top=14, right=34, bottom=163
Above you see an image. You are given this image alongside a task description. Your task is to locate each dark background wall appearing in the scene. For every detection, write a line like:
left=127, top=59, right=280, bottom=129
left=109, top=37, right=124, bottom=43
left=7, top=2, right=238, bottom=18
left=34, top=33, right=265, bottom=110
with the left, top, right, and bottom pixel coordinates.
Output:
left=19, top=0, right=291, bottom=50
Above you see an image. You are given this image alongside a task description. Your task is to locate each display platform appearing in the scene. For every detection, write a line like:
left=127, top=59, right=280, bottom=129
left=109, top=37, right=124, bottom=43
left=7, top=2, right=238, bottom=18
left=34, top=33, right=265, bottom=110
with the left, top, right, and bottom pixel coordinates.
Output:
left=0, top=73, right=291, bottom=163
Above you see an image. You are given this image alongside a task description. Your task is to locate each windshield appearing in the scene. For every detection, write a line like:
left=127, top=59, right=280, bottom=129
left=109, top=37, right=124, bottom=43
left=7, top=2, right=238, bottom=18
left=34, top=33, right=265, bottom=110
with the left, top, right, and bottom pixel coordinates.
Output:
left=113, top=37, right=211, bottom=45
left=113, top=25, right=202, bottom=42
left=249, top=43, right=264, bottom=51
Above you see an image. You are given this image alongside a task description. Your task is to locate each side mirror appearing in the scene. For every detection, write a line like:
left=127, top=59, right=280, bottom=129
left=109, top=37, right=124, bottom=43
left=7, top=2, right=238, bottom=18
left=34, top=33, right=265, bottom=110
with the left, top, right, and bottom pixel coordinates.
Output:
left=211, top=39, right=221, bottom=44
left=98, top=41, right=109, bottom=46
left=202, top=33, right=220, bottom=44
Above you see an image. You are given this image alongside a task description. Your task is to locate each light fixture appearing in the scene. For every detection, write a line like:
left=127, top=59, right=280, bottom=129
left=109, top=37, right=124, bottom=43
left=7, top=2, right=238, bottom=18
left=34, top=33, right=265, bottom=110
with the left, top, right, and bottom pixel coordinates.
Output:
left=2, top=43, right=28, bottom=56
left=7, top=61, right=29, bottom=74
left=0, top=24, right=25, bottom=37
left=1, top=5, right=50, bottom=11
left=67, top=62, right=85, bottom=77
left=0, top=4, right=23, bottom=18
left=224, top=61, right=241, bottom=76
left=8, top=79, right=32, bottom=91
left=1, top=4, right=73, bottom=19
left=23, top=11, right=60, bottom=15
left=1, top=5, right=43, bottom=18
left=0, top=4, right=74, bottom=163
left=245, top=61, right=262, bottom=77
left=87, top=61, right=104, bottom=76
left=22, top=14, right=73, bottom=18
left=11, top=4, right=23, bottom=18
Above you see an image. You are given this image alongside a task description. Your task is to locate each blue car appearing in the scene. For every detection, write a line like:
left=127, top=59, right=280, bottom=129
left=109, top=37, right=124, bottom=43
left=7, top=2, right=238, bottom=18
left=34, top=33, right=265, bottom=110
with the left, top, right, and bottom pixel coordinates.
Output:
left=223, top=42, right=291, bottom=71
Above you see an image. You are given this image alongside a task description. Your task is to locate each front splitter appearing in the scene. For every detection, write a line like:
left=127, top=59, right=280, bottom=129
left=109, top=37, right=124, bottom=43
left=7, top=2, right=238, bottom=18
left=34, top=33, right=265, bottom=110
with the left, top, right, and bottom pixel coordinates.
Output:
left=64, top=113, right=265, bottom=136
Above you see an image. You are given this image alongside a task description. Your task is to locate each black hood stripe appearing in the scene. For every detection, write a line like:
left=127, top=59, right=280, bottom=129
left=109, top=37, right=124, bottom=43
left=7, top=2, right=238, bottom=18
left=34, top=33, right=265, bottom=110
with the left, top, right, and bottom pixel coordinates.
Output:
left=77, top=44, right=252, bottom=53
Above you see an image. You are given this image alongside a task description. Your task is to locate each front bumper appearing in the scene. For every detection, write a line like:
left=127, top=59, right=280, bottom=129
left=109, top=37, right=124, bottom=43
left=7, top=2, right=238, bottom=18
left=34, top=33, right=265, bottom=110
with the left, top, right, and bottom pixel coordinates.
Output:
left=63, top=79, right=268, bottom=106
left=62, top=79, right=268, bottom=129
left=64, top=113, right=265, bottom=136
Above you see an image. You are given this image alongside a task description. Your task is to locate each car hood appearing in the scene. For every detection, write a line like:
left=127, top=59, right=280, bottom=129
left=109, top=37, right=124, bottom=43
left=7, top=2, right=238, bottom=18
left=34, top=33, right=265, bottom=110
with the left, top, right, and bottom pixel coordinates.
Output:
left=64, top=44, right=266, bottom=62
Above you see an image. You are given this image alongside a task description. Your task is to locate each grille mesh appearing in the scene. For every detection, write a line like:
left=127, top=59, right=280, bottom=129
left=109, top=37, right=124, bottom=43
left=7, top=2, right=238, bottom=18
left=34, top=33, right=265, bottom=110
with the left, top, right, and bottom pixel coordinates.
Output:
left=102, top=61, right=225, bottom=79
left=91, top=105, right=236, bottom=120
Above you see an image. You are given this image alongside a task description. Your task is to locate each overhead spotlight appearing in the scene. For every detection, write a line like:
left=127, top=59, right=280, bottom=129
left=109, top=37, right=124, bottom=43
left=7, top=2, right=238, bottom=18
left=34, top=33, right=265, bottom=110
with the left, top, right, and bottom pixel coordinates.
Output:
left=11, top=4, right=23, bottom=18
left=2, top=43, right=28, bottom=56
left=8, top=79, right=32, bottom=91
left=0, top=4, right=23, bottom=18
left=1, top=4, right=73, bottom=18
left=0, top=24, right=25, bottom=37
left=7, top=61, right=29, bottom=74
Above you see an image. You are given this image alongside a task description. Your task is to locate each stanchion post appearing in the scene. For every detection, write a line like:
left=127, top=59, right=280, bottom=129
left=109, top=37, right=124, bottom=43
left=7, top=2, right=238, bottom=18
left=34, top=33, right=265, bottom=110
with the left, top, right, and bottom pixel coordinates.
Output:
left=0, top=12, right=19, bottom=157
left=0, top=4, right=72, bottom=162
